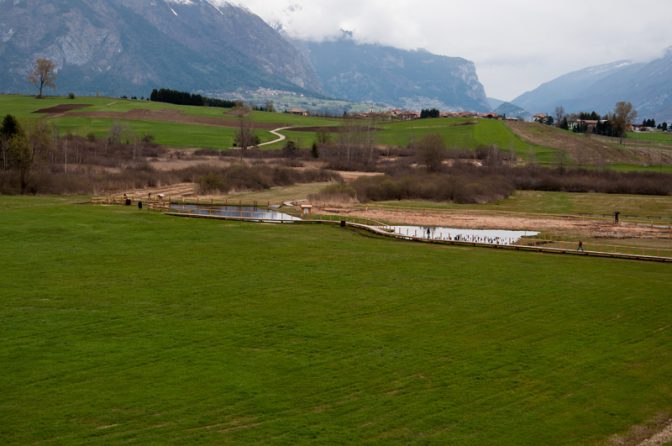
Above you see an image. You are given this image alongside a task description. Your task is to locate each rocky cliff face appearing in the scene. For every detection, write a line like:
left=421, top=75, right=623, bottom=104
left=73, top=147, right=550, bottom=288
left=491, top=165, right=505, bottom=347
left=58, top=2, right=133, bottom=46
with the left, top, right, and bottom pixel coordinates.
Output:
left=0, top=0, right=492, bottom=111
left=0, top=0, right=322, bottom=96
left=301, top=39, right=491, bottom=112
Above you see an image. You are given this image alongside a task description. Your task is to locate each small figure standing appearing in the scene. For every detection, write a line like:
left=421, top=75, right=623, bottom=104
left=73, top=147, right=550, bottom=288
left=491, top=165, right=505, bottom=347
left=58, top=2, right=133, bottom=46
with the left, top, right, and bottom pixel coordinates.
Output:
left=577, top=240, right=584, bottom=252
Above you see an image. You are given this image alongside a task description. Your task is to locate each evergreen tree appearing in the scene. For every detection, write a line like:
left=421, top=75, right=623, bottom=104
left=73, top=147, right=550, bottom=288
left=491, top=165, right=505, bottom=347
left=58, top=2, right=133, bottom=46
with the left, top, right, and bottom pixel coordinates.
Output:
left=420, top=108, right=440, bottom=119
left=1, top=114, right=24, bottom=171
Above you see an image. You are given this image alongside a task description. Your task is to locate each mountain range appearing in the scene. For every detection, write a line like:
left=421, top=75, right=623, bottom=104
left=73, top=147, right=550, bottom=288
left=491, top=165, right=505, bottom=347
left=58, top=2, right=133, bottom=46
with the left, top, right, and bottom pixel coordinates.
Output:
left=2, top=0, right=670, bottom=119
left=300, top=38, right=490, bottom=112
left=0, top=0, right=490, bottom=112
left=513, top=49, right=672, bottom=121
left=0, top=0, right=321, bottom=97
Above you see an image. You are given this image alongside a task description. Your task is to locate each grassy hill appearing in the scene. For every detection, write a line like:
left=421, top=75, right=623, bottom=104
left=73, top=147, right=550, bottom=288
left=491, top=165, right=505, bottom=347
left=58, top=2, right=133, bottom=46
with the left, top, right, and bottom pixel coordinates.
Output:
left=507, top=121, right=672, bottom=170
left=2, top=95, right=672, bottom=170
left=0, top=95, right=550, bottom=156
left=1, top=197, right=671, bottom=445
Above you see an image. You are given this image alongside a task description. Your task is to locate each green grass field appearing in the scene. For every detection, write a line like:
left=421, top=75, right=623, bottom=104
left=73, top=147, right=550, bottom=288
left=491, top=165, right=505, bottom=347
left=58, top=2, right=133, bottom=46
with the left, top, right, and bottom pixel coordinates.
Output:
left=1, top=197, right=671, bottom=445
left=0, top=95, right=333, bottom=149
left=0, top=95, right=554, bottom=158
left=3, top=95, right=672, bottom=170
left=628, top=131, right=672, bottom=143
left=373, top=118, right=556, bottom=161
left=53, top=116, right=273, bottom=149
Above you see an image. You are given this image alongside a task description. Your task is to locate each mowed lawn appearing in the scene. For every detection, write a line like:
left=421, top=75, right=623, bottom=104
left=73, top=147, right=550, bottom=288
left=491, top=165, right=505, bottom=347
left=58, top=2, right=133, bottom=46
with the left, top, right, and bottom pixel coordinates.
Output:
left=1, top=199, right=671, bottom=445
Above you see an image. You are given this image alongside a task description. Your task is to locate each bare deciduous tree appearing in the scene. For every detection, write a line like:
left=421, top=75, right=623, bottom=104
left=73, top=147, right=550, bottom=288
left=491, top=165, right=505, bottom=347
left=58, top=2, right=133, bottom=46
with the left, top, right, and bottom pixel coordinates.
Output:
left=554, top=106, right=565, bottom=127
left=233, top=104, right=254, bottom=160
left=611, top=101, right=638, bottom=144
left=416, top=134, right=446, bottom=172
left=28, top=58, right=57, bottom=98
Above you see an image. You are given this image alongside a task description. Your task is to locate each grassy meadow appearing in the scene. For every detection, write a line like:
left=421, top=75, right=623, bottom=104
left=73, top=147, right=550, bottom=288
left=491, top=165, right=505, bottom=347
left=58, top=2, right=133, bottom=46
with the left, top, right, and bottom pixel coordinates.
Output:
left=628, top=131, right=672, bottom=143
left=3, top=94, right=672, bottom=168
left=1, top=197, right=671, bottom=445
left=375, top=118, right=556, bottom=161
left=0, top=95, right=554, bottom=157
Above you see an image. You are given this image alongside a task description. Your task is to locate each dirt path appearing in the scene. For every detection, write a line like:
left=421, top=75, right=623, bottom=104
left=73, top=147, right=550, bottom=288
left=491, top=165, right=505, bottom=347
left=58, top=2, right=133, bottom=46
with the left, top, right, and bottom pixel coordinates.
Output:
left=638, top=420, right=672, bottom=446
left=258, top=127, right=291, bottom=147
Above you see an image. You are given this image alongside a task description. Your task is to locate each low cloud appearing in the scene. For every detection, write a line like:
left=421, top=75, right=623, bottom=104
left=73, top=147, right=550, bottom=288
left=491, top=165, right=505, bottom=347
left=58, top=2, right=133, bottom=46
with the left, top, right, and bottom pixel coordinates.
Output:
left=223, top=0, right=672, bottom=101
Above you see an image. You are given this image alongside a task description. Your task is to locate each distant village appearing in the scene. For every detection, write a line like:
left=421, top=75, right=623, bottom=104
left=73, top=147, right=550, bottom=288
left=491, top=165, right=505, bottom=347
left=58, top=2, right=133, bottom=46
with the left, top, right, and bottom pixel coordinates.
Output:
left=531, top=113, right=671, bottom=133
left=283, top=105, right=672, bottom=134
left=285, top=107, right=518, bottom=121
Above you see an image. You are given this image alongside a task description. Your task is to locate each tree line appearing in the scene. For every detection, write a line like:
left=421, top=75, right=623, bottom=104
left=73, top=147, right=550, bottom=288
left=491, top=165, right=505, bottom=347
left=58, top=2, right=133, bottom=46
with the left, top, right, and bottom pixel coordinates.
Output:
left=149, top=88, right=237, bottom=108
left=420, top=108, right=441, bottom=119
left=553, top=102, right=638, bottom=141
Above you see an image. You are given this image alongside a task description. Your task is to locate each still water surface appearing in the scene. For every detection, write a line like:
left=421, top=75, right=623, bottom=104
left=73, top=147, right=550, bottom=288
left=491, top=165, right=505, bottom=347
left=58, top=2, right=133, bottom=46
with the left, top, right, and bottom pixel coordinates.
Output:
left=385, top=226, right=539, bottom=245
left=171, top=204, right=301, bottom=221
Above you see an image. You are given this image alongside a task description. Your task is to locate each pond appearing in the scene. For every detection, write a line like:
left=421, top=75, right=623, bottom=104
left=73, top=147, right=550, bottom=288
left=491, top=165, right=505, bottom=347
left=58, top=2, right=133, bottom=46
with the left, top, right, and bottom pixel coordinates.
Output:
left=384, top=226, right=539, bottom=246
left=171, top=204, right=301, bottom=222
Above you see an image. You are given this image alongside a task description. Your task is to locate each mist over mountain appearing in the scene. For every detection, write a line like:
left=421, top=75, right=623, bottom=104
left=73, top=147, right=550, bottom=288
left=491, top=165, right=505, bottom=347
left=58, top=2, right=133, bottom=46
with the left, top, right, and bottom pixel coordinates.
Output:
left=487, top=97, right=506, bottom=110
left=513, top=49, right=672, bottom=121
left=493, top=102, right=530, bottom=121
left=0, top=0, right=322, bottom=97
left=300, top=38, right=491, bottom=112
left=0, top=0, right=492, bottom=111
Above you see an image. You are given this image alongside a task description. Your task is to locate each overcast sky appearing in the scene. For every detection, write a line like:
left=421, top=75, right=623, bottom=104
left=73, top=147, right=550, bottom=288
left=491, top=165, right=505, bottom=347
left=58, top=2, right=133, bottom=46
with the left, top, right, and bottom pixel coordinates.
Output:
left=226, top=0, right=672, bottom=101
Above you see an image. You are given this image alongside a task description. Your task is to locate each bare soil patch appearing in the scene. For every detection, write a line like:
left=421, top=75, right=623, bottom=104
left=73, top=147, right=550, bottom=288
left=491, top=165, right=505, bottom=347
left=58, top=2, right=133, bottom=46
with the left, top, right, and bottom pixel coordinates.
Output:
left=335, top=207, right=671, bottom=239
left=34, top=104, right=93, bottom=114
left=70, top=109, right=282, bottom=130
left=609, top=414, right=672, bottom=446
left=637, top=420, right=672, bottom=446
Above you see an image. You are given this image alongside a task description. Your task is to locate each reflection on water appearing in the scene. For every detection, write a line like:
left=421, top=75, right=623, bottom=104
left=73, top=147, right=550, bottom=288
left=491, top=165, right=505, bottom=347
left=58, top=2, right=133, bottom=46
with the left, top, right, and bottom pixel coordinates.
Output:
left=171, top=204, right=301, bottom=222
left=385, top=226, right=539, bottom=246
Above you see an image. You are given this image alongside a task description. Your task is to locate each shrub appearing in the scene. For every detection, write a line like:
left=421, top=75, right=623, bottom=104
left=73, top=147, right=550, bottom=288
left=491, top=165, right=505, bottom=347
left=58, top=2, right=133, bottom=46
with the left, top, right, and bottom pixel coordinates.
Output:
left=197, top=173, right=227, bottom=194
left=310, top=183, right=357, bottom=202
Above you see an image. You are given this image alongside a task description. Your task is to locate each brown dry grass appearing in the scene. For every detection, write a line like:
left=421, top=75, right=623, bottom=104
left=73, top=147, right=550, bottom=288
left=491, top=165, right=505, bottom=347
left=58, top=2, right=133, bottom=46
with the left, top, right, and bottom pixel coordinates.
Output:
left=506, top=121, right=672, bottom=165
left=331, top=207, right=671, bottom=240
